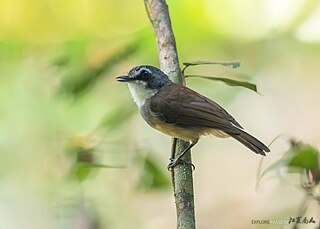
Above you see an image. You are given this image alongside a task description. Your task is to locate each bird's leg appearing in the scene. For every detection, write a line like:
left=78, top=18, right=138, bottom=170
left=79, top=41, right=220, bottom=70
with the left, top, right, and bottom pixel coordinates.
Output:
left=167, top=141, right=197, bottom=170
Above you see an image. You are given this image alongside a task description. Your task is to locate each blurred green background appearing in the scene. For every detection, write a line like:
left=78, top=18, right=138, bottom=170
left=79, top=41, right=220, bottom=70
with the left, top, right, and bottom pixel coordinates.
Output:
left=0, top=0, right=320, bottom=228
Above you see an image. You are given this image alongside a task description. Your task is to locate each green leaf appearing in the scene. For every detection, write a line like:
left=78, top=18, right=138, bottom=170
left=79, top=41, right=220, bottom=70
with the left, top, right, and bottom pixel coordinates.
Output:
left=182, top=61, right=240, bottom=74
left=74, top=163, right=94, bottom=182
left=182, top=61, right=240, bottom=71
left=185, top=75, right=257, bottom=92
left=98, top=103, right=135, bottom=130
left=58, top=39, right=141, bottom=97
left=288, top=147, right=319, bottom=171
left=262, top=140, right=320, bottom=178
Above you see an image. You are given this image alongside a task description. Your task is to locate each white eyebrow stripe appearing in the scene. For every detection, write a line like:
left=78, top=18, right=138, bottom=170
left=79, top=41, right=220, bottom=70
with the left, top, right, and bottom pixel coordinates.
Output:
left=136, top=67, right=152, bottom=75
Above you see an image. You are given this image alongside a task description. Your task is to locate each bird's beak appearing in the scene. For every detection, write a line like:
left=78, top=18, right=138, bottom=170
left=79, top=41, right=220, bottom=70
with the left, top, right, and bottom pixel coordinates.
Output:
left=116, top=75, right=133, bottom=82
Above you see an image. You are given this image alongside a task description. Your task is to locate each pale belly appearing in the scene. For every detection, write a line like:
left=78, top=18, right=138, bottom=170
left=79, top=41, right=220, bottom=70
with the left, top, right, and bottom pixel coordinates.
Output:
left=149, top=119, right=229, bottom=142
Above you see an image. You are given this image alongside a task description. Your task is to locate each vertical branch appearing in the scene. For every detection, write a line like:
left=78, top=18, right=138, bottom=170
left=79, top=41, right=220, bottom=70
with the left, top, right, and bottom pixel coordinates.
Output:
left=144, top=0, right=184, bottom=85
left=145, top=0, right=196, bottom=228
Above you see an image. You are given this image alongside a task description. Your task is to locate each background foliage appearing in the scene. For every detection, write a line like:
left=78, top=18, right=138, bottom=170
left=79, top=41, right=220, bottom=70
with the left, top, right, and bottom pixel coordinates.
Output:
left=0, top=0, right=320, bottom=228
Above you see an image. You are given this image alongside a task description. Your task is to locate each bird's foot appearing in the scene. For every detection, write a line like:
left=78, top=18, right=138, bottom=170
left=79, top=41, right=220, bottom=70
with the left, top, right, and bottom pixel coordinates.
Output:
left=167, top=158, right=195, bottom=171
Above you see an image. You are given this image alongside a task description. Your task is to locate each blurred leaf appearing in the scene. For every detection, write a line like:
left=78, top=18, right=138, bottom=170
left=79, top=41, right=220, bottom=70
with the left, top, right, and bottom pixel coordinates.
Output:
left=136, top=153, right=170, bottom=190
left=64, top=135, right=97, bottom=182
left=182, top=61, right=240, bottom=74
left=262, top=156, right=292, bottom=177
left=77, top=148, right=95, bottom=164
left=58, top=39, right=141, bottom=98
left=262, top=139, right=320, bottom=178
left=71, top=155, right=124, bottom=181
left=52, top=55, right=71, bottom=67
left=80, top=162, right=125, bottom=169
left=64, top=135, right=97, bottom=156
left=98, top=103, right=135, bottom=131
left=185, top=75, right=257, bottom=92
left=65, top=135, right=124, bottom=182
left=52, top=38, right=90, bottom=68
left=288, top=147, right=319, bottom=171
left=73, top=163, right=94, bottom=182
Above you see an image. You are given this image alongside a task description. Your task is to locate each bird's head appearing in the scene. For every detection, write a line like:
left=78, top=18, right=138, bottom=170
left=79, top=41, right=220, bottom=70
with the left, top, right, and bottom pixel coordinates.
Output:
left=116, top=65, right=171, bottom=90
left=116, top=65, right=171, bottom=108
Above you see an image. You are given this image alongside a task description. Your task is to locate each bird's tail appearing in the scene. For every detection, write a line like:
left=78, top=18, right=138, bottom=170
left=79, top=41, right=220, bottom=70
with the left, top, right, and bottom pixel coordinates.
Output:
left=230, top=130, right=270, bottom=156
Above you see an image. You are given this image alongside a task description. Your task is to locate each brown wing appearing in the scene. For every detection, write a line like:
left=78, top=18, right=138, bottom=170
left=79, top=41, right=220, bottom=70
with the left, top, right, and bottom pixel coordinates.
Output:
left=149, top=83, right=242, bottom=135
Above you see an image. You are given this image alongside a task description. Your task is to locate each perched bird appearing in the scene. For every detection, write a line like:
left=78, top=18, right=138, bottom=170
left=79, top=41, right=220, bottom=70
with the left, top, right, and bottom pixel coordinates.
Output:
left=116, top=65, right=270, bottom=168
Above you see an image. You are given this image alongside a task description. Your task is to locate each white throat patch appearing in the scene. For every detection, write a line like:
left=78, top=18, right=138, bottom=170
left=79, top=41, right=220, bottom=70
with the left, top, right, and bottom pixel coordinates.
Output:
left=128, top=82, right=157, bottom=108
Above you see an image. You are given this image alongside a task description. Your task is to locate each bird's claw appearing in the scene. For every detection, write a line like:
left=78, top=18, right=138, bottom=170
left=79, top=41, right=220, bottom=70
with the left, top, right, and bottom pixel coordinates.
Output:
left=167, top=158, right=179, bottom=170
left=167, top=158, right=195, bottom=171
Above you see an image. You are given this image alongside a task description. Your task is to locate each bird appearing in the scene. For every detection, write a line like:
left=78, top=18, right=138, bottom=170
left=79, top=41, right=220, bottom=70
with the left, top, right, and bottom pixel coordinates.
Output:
left=116, top=65, right=270, bottom=169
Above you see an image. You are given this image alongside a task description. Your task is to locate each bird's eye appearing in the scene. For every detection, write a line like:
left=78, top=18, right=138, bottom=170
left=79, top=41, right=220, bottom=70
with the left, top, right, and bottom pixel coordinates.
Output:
left=138, top=69, right=150, bottom=81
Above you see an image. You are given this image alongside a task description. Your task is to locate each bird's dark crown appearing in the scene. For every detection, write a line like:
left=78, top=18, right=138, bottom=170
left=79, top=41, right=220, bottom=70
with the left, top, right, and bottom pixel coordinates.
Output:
left=118, top=65, right=171, bottom=89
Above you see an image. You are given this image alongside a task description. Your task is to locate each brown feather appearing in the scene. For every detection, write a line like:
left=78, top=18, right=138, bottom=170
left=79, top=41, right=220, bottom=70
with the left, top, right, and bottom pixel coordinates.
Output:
left=149, top=84, right=242, bottom=135
left=145, top=83, right=270, bottom=155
